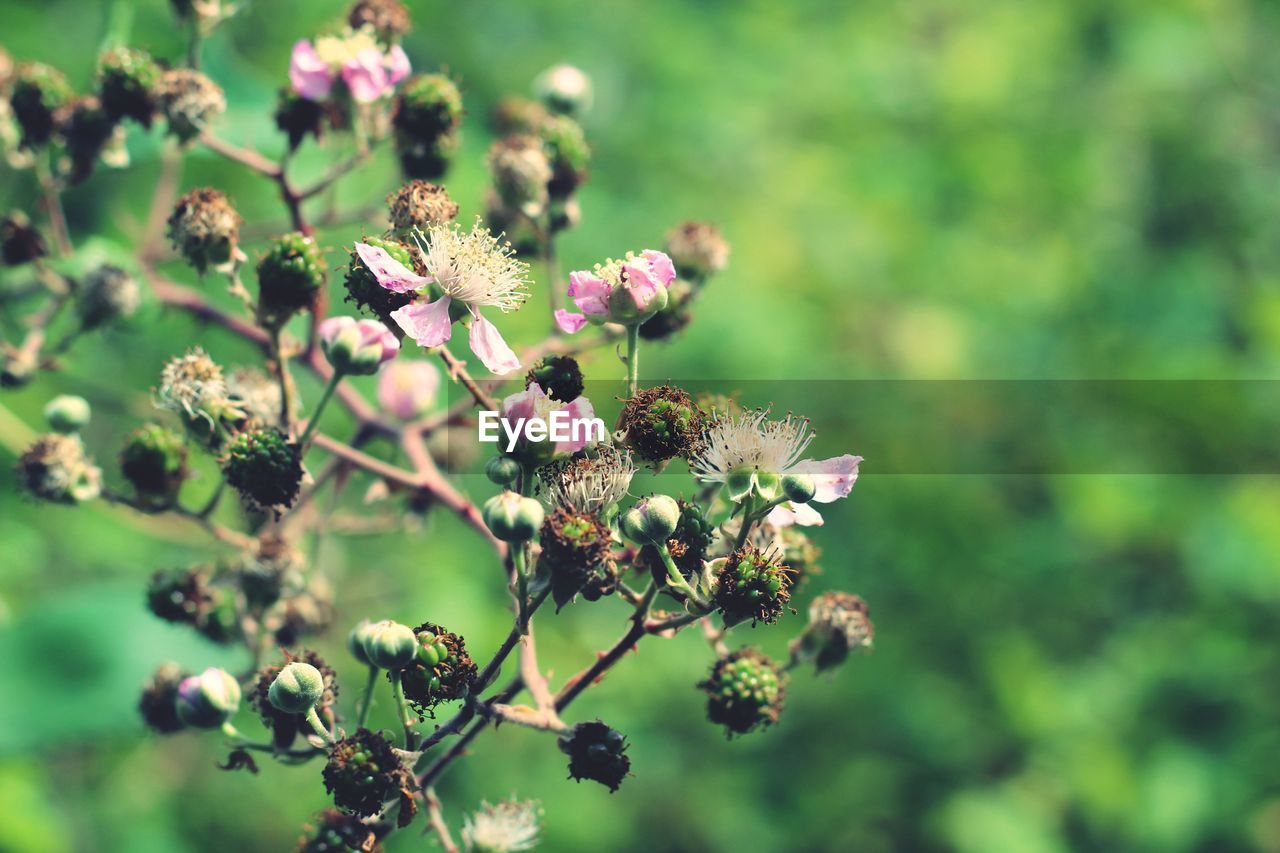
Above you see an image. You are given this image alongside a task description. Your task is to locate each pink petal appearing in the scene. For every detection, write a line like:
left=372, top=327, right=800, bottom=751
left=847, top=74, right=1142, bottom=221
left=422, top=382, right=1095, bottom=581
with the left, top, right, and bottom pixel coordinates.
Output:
left=469, top=312, right=520, bottom=375
left=342, top=48, right=391, bottom=103
left=355, top=242, right=430, bottom=293
left=766, top=502, right=825, bottom=528
left=386, top=45, right=411, bottom=86
left=557, top=395, right=598, bottom=453
left=568, top=271, right=610, bottom=315
left=642, top=250, right=676, bottom=286
left=289, top=40, right=334, bottom=101
left=789, top=454, right=862, bottom=503
left=317, top=315, right=355, bottom=344
left=391, top=296, right=454, bottom=347
left=622, top=262, right=659, bottom=310
left=378, top=360, right=440, bottom=419
left=501, top=384, right=540, bottom=421
left=355, top=318, right=400, bottom=362
left=555, top=309, right=588, bottom=334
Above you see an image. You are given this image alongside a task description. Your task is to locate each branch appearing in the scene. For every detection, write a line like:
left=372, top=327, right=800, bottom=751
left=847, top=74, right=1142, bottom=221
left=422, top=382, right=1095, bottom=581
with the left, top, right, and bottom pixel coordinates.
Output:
left=424, top=788, right=458, bottom=853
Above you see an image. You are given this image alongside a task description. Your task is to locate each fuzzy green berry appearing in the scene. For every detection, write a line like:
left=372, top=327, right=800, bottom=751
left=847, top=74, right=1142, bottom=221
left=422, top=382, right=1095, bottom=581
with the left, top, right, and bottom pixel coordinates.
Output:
left=166, top=188, right=242, bottom=275
left=713, top=545, right=795, bottom=626
left=399, top=622, right=477, bottom=714
left=43, top=395, right=91, bottom=434
left=483, top=455, right=521, bottom=488
left=222, top=427, right=304, bottom=509
left=619, top=494, right=681, bottom=547
left=361, top=620, right=418, bottom=670
left=483, top=491, right=545, bottom=543
left=392, top=74, right=462, bottom=180
left=175, top=667, right=241, bottom=729
left=268, top=661, right=327, bottom=714
left=525, top=354, right=583, bottom=404
left=558, top=720, right=630, bottom=792
left=256, top=232, right=326, bottom=328
left=323, top=728, right=414, bottom=816
left=616, top=385, right=705, bottom=464
left=98, top=46, right=162, bottom=126
left=344, top=236, right=414, bottom=323
left=699, top=648, right=786, bottom=736
left=121, top=423, right=188, bottom=506
left=10, top=62, right=73, bottom=148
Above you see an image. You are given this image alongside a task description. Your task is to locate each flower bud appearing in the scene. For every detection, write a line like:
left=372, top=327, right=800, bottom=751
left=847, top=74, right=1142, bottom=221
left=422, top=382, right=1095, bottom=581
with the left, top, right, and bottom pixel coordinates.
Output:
left=319, top=316, right=400, bottom=375
left=386, top=180, right=459, bottom=234
left=487, top=134, right=552, bottom=219
left=713, top=545, right=795, bottom=626
left=43, top=395, right=91, bottom=433
left=256, top=232, right=326, bottom=328
left=348, top=0, right=412, bottom=42
left=484, top=455, right=521, bottom=487
left=175, top=667, right=241, bottom=729
left=268, top=661, right=326, bottom=714
left=392, top=74, right=462, bottom=179
left=120, top=423, right=189, bottom=506
left=77, top=264, right=140, bottom=331
left=323, top=729, right=414, bottom=816
left=166, top=188, right=242, bottom=275
left=10, top=62, right=73, bottom=148
left=16, top=433, right=102, bottom=504
left=664, top=221, right=729, bottom=282
left=361, top=619, right=418, bottom=669
left=377, top=359, right=440, bottom=421
left=139, top=662, right=189, bottom=734
left=525, top=354, right=583, bottom=404
left=539, top=115, right=589, bottom=199
left=490, top=95, right=549, bottom=136
left=618, top=494, right=681, bottom=546
left=97, top=46, right=162, bottom=127
left=725, top=466, right=781, bottom=503
left=606, top=270, right=669, bottom=325
left=790, top=592, right=874, bottom=673
left=399, top=621, right=477, bottom=712
left=1, top=211, right=47, bottom=266
left=222, top=428, right=304, bottom=510
left=58, top=96, right=116, bottom=185
left=156, top=68, right=225, bottom=142
left=781, top=473, right=816, bottom=504
left=557, top=720, right=629, bottom=792
left=540, top=508, right=612, bottom=609
left=483, top=491, right=545, bottom=542
left=639, top=498, right=714, bottom=587
left=617, top=385, right=705, bottom=464
left=344, top=235, right=416, bottom=323
left=274, top=87, right=326, bottom=152
left=534, top=64, right=593, bottom=116
left=698, top=648, right=786, bottom=736
left=347, top=620, right=377, bottom=665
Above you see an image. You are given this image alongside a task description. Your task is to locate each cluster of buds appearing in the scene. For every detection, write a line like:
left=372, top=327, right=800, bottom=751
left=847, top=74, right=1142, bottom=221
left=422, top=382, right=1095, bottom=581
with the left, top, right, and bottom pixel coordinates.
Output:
left=392, top=73, right=462, bottom=179
left=699, top=649, right=786, bottom=736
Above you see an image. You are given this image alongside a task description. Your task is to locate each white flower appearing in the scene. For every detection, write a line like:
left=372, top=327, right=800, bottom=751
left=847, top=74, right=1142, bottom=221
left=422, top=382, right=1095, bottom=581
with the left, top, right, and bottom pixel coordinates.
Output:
left=540, top=444, right=636, bottom=515
left=690, top=408, right=861, bottom=526
left=462, top=798, right=541, bottom=853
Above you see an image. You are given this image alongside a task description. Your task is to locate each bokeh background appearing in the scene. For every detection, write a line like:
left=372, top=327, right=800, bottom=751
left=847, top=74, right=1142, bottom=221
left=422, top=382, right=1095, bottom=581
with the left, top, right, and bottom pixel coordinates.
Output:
left=4, top=0, right=1280, bottom=850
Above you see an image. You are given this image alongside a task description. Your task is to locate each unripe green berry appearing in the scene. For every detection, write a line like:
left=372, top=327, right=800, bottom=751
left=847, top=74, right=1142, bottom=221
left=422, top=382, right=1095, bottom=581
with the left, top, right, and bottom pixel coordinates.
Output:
left=175, top=667, right=241, bottom=728
left=619, top=494, right=681, bottom=546
left=392, top=74, right=462, bottom=180
left=268, top=661, right=326, bottom=714
left=485, top=455, right=522, bottom=487
left=699, top=648, right=786, bottom=736
left=361, top=620, right=418, bottom=670
left=256, top=232, right=326, bottom=328
left=222, top=428, right=303, bottom=509
left=43, top=395, right=91, bottom=433
left=483, top=491, right=544, bottom=542
left=781, top=473, right=816, bottom=504
left=347, top=620, right=377, bottom=665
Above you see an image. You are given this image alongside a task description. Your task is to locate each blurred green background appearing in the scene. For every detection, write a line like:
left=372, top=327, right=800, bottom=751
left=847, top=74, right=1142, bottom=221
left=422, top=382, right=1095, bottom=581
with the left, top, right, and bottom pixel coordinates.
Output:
left=5, top=0, right=1280, bottom=850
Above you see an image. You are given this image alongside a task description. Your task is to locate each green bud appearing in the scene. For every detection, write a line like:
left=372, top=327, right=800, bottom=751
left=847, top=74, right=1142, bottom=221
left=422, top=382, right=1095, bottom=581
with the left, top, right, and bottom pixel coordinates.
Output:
left=175, top=667, right=241, bottom=728
left=43, top=395, right=91, bottom=433
left=618, top=494, right=681, bottom=546
left=347, top=620, right=377, bottom=665
left=268, top=661, right=326, bottom=714
left=482, top=490, right=545, bottom=542
left=606, top=277, right=668, bottom=326
left=781, top=473, right=816, bottom=504
left=362, top=620, right=418, bottom=670
left=726, top=466, right=780, bottom=503
left=484, top=455, right=521, bottom=487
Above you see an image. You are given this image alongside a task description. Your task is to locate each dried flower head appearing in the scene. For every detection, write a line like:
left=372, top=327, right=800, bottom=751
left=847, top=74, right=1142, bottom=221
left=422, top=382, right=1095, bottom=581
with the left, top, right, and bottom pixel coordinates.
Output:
left=120, top=423, right=188, bottom=506
left=166, top=188, right=242, bottom=274
left=699, top=648, right=786, bottom=736
left=77, top=264, right=140, bottom=331
left=347, top=0, right=412, bottom=42
left=226, top=365, right=288, bottom=427
left=539, top=444, right=636, bottom=516
left=617, top=385, right=705, bottom=464
left=488, top=134, right=552, bottom=218
left=16, top=433, right=102, bottom=504
left=462, top=798, right=542, bottom=852
left=539, top=507, right=612, bottom=609
left=274, top=87, right=326, bottom=151
left=323, top=728, right=414, bottom=816
left=387, top=180, right=459, bottom=233
left=139, top=662, right=188, bottom=734
left=664, top=221, right=729, bottom=281
left=791, top=592, right=874, bottom=673
left=156, top=68, right=225, bottom=142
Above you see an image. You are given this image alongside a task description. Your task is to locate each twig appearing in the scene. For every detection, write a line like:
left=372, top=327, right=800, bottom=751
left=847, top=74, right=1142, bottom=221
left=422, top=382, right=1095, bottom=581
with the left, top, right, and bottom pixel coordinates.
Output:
left=424, top=788, right=458, bottom=853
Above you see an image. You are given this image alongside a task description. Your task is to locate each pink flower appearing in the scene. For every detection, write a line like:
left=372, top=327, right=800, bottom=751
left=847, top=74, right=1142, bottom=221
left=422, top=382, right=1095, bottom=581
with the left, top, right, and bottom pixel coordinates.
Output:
left=387, top=45, right=411, bottom=86
left=355, top=223, right=529, bottom=376
left=319, top=316, right=399, bottom=375
left=764, top=454, right=862, bottom=527
left=556, top=249, right=676, bottom=333
left=342, top=48, right=391, bottom=103
left=377, top=359, right=441, bottom=420
left=501, top=383, right=598, bottom=456
left=289, top=40, right=334, bottom=101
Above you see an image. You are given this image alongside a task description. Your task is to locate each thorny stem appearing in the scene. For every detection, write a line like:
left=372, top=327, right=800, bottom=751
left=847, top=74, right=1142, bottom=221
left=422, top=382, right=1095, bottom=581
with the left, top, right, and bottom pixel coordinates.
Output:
left=554, top=582, right=658, bottom=711
left=424, top=788, right=458, bottom=853
left=391, top=672, right=418, bottom=749
left=268, top=326, right=296, bottom=434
